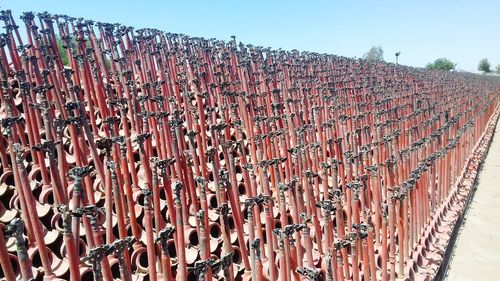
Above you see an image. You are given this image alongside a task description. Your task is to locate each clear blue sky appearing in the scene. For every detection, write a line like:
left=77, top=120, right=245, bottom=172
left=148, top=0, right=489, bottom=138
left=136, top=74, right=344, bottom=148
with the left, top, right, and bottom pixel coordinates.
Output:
left=1, top=0, right=499, bottom=72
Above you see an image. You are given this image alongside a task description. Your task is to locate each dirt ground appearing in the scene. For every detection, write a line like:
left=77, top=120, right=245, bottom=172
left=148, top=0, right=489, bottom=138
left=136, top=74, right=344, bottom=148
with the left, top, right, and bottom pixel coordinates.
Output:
left=445, top=123, right=500, bottom=280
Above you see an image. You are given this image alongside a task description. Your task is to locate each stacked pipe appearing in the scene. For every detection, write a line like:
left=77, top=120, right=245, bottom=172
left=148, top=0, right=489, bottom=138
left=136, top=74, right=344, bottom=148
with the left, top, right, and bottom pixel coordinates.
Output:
left=0, top=9, right=499, bottom=281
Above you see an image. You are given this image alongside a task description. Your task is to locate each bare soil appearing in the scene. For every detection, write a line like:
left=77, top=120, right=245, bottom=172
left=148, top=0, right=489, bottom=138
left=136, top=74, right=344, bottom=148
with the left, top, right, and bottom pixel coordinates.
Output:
left=445, top=123, right=500, bottom=280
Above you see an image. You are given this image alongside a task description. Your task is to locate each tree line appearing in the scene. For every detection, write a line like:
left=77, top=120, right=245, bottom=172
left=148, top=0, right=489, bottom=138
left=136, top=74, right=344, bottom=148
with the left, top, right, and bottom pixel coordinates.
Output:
left=362, top=46, right=500, bottom=74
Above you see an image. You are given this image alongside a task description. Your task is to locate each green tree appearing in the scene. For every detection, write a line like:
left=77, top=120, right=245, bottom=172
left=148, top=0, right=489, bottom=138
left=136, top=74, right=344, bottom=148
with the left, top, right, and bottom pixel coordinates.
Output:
left=56, top=37, right=70, bottom=66
left=426, top=58, right=455, bottom=71
left=55, top=36, right=112, bottom=69
left=478, top=58, right=491, bottom=73
left=495, top=64, right=500, bottom=74
left=363, top=46, right=384, bottom=62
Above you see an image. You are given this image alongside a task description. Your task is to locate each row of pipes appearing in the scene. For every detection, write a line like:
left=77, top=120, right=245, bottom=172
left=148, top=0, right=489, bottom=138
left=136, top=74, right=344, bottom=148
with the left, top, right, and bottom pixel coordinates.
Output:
left=0, top=9, right=499, bottom=281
